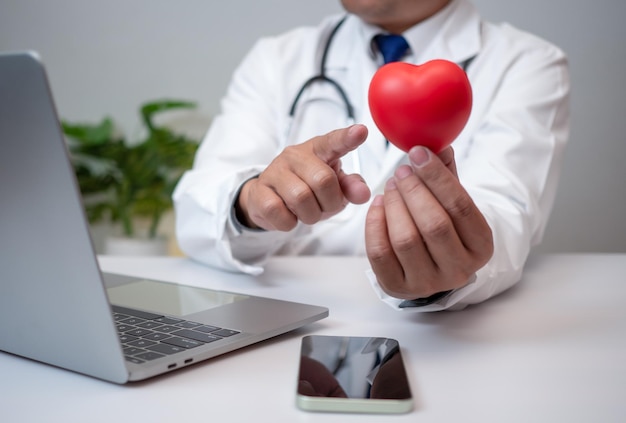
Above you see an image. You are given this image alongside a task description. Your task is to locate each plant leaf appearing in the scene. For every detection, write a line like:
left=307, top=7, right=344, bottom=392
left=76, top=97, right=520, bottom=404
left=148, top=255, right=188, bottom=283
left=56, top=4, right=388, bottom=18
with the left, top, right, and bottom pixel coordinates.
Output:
left=140, top=100, right=196, bottom=131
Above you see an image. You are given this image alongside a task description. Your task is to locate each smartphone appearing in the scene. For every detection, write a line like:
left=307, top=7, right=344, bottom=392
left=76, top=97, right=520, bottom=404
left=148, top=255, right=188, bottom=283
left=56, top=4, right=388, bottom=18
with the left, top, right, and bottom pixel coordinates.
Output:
left=296, top=335, right=413, bottom=414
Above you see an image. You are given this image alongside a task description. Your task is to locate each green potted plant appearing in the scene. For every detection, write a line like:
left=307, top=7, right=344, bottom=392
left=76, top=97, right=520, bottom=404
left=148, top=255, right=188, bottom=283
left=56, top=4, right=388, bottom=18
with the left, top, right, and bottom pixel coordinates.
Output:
left=63, top=99, right=199, bottom=254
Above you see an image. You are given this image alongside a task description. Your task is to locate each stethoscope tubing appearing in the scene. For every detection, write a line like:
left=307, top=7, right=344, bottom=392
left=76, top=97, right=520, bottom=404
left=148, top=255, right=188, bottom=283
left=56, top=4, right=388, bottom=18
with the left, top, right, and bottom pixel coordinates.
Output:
left=288, top=15, right=475, bottom=124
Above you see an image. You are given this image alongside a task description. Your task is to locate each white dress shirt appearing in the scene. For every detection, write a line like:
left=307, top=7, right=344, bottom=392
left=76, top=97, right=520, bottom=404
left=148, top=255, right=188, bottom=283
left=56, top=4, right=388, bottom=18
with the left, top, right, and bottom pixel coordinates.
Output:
left=173, top=0, right=570, bottom=311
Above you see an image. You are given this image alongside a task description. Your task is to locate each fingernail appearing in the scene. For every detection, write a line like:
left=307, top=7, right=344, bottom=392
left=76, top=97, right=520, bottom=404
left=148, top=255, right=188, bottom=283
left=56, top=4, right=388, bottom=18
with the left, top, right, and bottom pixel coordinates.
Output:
left=394, top=165, right=413, bottom=180
left=371, top=195, right=384, bottom=206
left=347, top=124, right=363, bottom=137
left=385, top=178, right=397, bottom=191
left=409, top=146, right=430, bottom=167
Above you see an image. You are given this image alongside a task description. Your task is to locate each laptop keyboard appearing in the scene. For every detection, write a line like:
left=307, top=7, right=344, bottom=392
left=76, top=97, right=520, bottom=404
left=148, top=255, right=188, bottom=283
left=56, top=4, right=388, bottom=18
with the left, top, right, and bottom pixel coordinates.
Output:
left=112, top=305, right=240, bottom=364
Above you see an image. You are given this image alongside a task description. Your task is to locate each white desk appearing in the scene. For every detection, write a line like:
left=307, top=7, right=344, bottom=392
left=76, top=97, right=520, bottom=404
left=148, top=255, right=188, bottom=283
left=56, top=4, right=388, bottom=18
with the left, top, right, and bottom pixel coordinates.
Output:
left=2, top=254, right=626, bottom=422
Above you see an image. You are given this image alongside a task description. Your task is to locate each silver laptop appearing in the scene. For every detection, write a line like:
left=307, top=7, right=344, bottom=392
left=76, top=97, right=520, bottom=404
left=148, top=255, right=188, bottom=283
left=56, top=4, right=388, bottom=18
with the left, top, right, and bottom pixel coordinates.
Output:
left=0, top=51, right=328, bottom=384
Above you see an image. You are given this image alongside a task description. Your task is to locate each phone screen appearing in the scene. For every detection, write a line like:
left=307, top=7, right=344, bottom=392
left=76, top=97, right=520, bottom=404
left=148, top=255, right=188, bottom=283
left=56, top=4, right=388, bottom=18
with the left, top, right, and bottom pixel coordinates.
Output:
left=296, top=335, right=413, bottom=414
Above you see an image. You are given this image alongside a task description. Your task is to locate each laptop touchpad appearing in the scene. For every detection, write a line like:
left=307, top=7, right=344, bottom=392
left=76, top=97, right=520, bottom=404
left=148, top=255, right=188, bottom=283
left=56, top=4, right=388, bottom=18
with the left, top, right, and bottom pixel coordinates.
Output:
left=105, top=276, right=248, bottom=318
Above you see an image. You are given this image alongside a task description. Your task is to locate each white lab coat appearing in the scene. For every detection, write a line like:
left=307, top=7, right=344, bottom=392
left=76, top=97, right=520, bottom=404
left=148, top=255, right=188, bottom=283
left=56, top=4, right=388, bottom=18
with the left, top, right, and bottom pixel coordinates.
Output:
left=173, top=0, right=570, bottom=311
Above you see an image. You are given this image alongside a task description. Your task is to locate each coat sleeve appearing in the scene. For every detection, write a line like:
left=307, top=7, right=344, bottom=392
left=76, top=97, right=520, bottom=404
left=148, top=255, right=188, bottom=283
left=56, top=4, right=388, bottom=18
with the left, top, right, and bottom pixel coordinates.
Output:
left=172, top=35, right=302, bottom=274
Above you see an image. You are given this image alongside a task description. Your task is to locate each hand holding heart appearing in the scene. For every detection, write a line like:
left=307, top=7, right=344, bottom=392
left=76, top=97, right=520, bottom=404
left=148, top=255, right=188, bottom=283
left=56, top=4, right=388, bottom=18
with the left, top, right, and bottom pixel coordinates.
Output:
left=365, top=61, right=494, bottom=301
left=368, top=60, right=472, bottom=153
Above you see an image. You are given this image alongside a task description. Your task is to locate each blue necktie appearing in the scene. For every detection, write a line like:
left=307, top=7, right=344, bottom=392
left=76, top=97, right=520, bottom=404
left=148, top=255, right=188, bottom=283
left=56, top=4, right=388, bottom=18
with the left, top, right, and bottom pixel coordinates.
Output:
left=374, top=34, right=410, bottom=64
left=373, top=34, right=410, bottom=148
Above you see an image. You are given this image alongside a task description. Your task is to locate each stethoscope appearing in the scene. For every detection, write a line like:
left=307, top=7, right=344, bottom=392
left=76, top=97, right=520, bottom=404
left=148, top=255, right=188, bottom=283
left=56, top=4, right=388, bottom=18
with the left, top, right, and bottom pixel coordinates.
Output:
left=288, top=16, right=354, bottom=129
left=287, top=15, right=476, bottom=146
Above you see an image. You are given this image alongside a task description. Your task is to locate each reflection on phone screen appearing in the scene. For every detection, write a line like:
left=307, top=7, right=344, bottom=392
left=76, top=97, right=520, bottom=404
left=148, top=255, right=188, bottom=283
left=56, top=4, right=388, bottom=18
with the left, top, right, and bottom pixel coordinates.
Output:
left=298, top=335, right=411, bottom=401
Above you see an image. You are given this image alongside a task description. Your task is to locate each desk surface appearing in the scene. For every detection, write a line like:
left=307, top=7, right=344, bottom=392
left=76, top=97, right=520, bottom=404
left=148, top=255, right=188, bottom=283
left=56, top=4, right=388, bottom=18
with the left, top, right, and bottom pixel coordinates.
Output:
left=2, top=253, right=626, bottom=422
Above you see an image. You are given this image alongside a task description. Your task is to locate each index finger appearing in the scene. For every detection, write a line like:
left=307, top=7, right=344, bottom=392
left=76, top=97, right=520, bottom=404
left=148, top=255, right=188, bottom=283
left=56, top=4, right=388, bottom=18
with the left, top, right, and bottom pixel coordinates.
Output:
left=312, top=124, right=368, bottom=164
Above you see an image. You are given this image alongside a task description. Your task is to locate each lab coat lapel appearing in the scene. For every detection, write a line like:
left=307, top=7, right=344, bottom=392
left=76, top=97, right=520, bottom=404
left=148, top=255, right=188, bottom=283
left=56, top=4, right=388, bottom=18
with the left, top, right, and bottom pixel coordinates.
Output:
left=404, top=0, right=481, bottom=66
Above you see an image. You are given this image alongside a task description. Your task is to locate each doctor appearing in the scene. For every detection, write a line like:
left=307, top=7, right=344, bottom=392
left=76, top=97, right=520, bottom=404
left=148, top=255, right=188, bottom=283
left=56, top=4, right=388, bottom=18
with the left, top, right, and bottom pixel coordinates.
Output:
left=173, top=0, right=570, bottom=310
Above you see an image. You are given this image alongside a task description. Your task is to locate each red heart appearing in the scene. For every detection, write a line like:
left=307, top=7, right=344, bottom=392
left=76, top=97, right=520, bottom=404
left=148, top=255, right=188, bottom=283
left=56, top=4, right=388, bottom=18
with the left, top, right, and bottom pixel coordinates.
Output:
left=368, top=60, right=472, bottom=153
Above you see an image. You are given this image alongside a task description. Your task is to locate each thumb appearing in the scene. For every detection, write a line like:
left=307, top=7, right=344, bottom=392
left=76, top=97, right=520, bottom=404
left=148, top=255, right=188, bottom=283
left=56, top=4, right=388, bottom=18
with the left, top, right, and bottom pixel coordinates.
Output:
left=338, top=170, right=371, bottom=205
left=312, top=124, right=368, bottom=164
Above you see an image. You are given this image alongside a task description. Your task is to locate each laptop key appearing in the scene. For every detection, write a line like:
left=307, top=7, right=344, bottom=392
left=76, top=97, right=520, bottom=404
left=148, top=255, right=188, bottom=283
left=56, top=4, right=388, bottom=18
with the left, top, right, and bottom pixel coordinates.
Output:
left=111, top=305, right=163, bottom=320
left=171, top=329, right=221, bottom=344
left=123, top=347, right=145, bottom=356
left=153, top=325, right=180, bottom=333
left=154, top=317, right=183, bottom=324
left=116, top=324, right=136, bottom=333
left=134, top=351, right=165, bottom=361
left=119, top=317, right=146, bottom=325
left=142, top=332, right=171, bottom=342
left=119, top=334, right=139, bottom=343
left=125, top=356, right=145, bottom=364
left=195, top=325, right=222, bottom=333
left=212, top=329, right=241, bottom=337
left=175, top=321, right=203, bottom=329
left=162, top=337, right=203, bottom=349
left=125, top=328, right=153, bottom=337
left=147, top=343, right=186, bottom=355
left=127, top=339, right=158, bottom=348
left=136, top=321, right=163, bottom=329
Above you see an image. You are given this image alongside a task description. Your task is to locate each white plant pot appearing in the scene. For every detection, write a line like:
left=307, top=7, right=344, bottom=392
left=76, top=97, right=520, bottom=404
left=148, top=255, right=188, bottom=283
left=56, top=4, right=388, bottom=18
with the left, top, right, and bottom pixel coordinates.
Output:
left=104, top=235, right=169, bottom=256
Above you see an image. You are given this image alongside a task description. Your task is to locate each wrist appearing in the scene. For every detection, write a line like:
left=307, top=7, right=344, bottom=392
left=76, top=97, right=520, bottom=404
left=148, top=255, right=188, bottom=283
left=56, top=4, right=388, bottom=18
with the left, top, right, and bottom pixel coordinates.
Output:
left=234, top=175, right=261, bottom=230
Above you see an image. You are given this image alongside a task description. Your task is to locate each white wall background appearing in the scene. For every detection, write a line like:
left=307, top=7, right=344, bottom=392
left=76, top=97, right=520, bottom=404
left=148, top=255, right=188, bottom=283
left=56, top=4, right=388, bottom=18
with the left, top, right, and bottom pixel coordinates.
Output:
left=1, top=0, right=625, bottom=253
